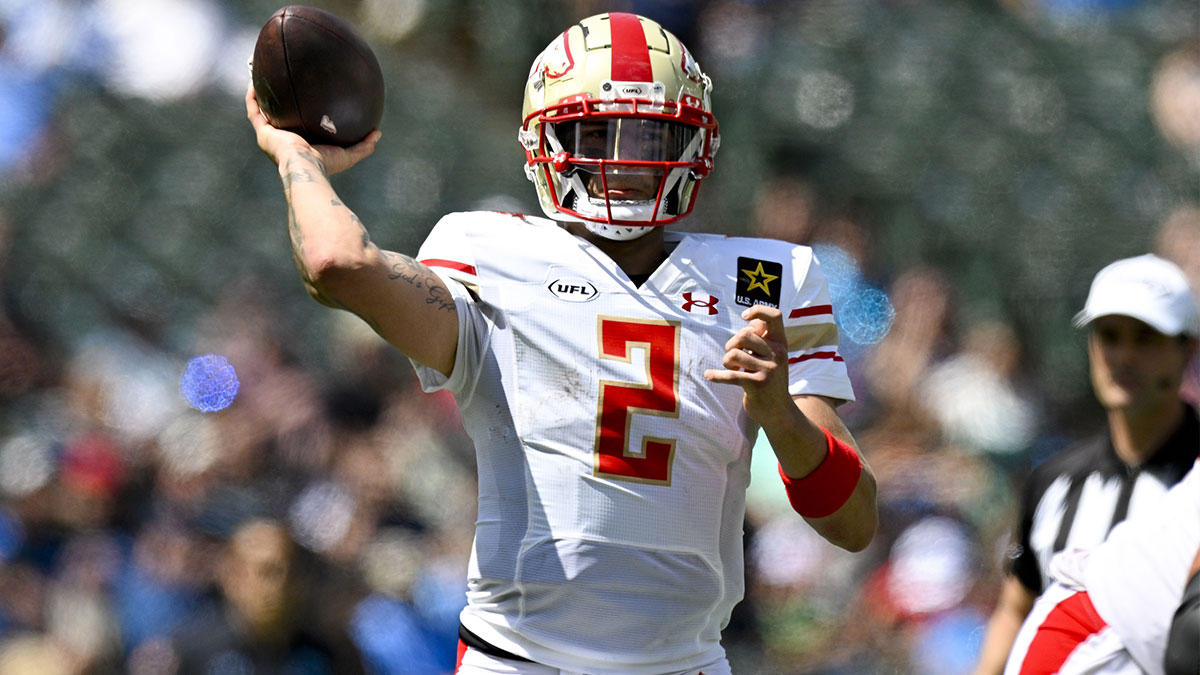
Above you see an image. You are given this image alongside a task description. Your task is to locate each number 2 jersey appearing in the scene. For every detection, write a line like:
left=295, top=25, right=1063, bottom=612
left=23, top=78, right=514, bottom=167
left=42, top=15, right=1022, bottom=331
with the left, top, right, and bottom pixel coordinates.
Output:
left=410, top=211, right=854, bottom=674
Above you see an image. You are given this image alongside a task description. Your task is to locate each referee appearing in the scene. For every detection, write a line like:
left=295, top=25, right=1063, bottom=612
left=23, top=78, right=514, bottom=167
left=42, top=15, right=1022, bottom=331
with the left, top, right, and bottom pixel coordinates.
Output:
left=974, top=254, right=1200, bottom=674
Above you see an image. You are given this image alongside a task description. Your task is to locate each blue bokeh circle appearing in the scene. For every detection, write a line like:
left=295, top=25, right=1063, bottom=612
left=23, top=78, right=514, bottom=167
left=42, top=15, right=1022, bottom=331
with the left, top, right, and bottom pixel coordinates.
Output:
left=180, top=354, right=240, bottom=413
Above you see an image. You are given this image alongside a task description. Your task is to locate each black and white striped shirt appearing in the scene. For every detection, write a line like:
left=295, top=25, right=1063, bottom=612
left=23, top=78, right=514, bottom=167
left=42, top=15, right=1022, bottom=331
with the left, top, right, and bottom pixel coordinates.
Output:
left=1009, top=405, right=1199, bottom=595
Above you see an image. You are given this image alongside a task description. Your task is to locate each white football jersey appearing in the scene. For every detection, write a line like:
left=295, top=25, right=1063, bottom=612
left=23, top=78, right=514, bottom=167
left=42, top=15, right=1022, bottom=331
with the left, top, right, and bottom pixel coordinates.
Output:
left=411, top=211, right=853, bottom=674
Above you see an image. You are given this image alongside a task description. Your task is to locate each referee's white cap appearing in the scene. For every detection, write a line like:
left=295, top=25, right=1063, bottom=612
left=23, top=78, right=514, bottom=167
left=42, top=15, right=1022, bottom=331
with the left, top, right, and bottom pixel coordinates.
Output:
left=1073, top=253, right=1200, bottom=337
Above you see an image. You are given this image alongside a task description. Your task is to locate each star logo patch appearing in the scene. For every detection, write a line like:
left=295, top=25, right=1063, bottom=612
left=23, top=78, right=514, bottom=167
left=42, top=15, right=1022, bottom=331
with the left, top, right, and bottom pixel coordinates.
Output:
left=736, top=257, right=783, bottom=308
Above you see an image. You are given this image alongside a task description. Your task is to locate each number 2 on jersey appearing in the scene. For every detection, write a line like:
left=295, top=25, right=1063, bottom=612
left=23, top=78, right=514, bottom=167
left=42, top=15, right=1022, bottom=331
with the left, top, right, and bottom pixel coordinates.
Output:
left=595, top=317, right=681, bottom=484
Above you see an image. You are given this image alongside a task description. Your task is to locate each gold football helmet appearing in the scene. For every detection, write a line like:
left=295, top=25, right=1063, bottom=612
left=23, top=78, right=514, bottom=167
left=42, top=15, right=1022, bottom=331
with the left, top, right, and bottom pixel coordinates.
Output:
left=520, top=13, right=720, bottom=240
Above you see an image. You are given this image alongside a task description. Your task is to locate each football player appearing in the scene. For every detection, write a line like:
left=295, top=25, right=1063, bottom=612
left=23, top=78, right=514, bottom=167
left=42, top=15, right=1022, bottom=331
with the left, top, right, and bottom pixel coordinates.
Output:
left=247, top=12, right=877, bottom=674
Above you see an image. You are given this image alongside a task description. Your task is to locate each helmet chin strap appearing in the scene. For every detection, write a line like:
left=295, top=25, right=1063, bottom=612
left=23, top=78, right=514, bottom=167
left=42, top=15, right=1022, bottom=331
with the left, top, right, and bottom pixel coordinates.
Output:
left=583, top=221, right=655, bottom=241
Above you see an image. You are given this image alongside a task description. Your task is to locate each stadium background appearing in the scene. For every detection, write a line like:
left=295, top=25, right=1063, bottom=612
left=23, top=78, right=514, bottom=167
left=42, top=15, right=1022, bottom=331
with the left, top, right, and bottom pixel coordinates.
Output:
left=0, top=0, right=1197, bottom=673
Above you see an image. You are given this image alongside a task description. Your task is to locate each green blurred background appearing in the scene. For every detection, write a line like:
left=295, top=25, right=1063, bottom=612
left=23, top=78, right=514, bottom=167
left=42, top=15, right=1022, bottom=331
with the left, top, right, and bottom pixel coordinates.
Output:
left=0, top=1, right=1198, bottom=673
left=3, top=0, right=1196, bottom=417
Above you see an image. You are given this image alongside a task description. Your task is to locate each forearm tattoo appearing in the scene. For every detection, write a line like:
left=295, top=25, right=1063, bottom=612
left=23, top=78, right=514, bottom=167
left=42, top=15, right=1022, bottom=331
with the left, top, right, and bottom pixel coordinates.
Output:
left=277, top=155, right=451, bottom=325
left=331, top=198, right=371, bottom=247
left=282, top=154, right=327, bottom=267
left=281, top=167, right=316, bottom=189
left=282, top=154, right=373, bottom=278
left=281, top=157, right=324, bottom=192
left=281, top=150, right=327, bottom=188
left=286, top=199, right=310, bottom=281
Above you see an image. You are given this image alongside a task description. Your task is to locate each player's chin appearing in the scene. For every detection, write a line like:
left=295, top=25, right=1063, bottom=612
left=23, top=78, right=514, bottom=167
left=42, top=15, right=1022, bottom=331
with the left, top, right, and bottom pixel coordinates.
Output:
left=607, top=190, right=656, bottom=202
left=586, top=179, right=657, bottom=202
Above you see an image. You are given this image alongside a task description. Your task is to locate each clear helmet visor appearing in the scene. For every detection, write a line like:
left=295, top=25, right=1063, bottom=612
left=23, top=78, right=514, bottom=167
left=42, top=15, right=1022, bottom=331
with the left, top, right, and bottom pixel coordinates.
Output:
left=548, top=118, right=698, bottom=203
left=556, top=118, right=698, bottom=162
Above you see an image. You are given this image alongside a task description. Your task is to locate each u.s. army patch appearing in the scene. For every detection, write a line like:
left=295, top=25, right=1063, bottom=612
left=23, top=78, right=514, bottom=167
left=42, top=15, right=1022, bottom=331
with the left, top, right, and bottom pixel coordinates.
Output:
left=735, top=257, right=782, bottom=308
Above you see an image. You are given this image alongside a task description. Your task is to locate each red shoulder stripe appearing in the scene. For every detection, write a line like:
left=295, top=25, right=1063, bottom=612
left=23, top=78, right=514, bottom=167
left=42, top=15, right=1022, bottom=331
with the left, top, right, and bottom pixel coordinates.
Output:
left=420, top=259, right=477, bottom=275
left=789, top=304, right=834, bottom=319
left=788, top=351, right=844, bottom=364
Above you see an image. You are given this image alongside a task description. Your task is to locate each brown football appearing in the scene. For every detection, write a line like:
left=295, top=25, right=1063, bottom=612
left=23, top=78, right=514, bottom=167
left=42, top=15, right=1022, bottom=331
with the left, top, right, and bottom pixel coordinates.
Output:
left=251, top=5, right=384, bottom=147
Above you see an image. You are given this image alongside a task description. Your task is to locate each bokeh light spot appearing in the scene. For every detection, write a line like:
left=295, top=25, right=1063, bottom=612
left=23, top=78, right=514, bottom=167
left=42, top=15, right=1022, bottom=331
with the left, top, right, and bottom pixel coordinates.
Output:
left=840, top=287, right=896, bottom=345
left=794, top=70, right=856, bottom=130
left=0, top=433, right=56, bottom=497
left=180, top=355, right=239, bottom=413
left=289, top=481, right=355, bottom=554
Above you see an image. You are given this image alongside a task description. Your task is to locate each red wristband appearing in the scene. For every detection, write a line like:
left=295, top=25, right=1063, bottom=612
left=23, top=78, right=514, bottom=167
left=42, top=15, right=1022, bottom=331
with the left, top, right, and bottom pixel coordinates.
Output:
left=778, top=428, right=863, bottom=518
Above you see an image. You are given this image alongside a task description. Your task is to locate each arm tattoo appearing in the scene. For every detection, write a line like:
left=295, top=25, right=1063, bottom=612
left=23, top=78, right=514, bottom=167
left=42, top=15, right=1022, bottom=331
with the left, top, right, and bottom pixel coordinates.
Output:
left=425, top=285, right=455, bottom=312
left=281, top=151, right=327, bottom=189
left=277, top=155, right=406, bottom=328
left=329, top=198, right=371, bottom=247
left=384, top=251, right=422, bottom=286
left=281, top=167, right=317, bottom=189
left=286, top=199, right=306, bottom=263
left=383, top=252, right=456, bottom=312
left=295, top=150, right=328, bottom=176
left=350, top=212, right=370, bottom=247
left=281, top=156, right=316, bottom=262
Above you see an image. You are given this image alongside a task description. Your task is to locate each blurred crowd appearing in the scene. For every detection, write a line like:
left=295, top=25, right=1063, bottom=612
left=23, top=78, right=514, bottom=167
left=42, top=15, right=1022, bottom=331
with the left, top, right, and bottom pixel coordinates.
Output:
left=1, top=0, right=1198, bottom=674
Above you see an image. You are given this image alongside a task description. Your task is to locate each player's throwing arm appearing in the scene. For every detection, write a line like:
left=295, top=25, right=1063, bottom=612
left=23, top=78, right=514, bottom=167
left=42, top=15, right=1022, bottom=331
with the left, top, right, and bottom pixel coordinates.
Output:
left=245, top=85, right=460, bottom=376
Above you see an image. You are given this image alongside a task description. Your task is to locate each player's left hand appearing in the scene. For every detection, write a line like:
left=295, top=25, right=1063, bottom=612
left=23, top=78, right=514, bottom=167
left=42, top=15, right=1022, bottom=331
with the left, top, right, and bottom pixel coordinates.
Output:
left=705, top=304, right=795, bottom=425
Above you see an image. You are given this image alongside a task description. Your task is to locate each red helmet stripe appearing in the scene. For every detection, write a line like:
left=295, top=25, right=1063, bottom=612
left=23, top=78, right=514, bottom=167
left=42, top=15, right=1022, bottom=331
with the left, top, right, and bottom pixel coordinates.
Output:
left=608, top=13, right=652, bottom=82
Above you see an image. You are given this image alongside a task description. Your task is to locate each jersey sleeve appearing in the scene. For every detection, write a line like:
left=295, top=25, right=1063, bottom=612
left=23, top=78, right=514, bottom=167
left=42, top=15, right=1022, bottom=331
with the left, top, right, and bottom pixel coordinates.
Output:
left=782, top=247, right=855, bottom=403
left=414, top=212, right=482, bottom=291
left=407, top=213, right=490, bottom=402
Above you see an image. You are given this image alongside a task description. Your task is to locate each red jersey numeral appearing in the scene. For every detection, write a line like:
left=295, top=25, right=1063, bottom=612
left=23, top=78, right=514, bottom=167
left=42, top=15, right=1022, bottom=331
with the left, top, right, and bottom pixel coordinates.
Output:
left=595, top=317, right=681, bottom=484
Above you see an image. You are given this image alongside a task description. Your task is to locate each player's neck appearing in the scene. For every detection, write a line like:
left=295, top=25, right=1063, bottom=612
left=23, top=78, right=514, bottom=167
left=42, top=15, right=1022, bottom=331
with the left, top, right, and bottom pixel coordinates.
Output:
left=566, top=223, right=669, bottom=280
left=1107, top=399, right=1186, bottom=465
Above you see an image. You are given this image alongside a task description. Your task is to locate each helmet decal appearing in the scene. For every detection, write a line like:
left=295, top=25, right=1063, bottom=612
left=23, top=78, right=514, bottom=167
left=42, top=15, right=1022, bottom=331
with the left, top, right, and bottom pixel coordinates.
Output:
left=607, top=12, right=653, bottom=82
left=533, top=32, right=574, bottom=81
left=678, top=39, right=704, bottom=83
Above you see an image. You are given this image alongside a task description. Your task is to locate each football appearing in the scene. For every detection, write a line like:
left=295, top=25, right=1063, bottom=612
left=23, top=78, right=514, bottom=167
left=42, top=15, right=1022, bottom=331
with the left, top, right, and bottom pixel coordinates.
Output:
left=251, top=5, right=385, bottom=147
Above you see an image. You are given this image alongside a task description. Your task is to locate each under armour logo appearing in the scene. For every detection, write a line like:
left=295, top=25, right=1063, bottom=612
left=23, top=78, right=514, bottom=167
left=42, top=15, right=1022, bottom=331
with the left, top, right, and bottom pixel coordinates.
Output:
left=682, top=292, right=720, bottom=315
